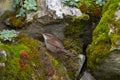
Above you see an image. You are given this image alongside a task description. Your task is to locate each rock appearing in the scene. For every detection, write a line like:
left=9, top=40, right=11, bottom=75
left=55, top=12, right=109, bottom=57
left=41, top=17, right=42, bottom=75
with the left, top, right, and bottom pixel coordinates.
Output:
left=43, top=21, right=67, bottom=40
left=87, top=0, right=120, bottom=68
left=0, top=50, right=7, bottom=57
left=93, top=50, right=120, bottom=80
left=80, top=71, right=96, bottom=80
left=19, top=20, right=67, bottom=40
left=115, top=3, right=120, bottom=20
left=1, top=0, right=82, bottom=26
left=76, top=54, right=86, bottom=77
left=26, top=0, right=82, bottom=24
left=0, top=63, right=5, bottom=67
left=0, top=50, right=7, bottom=67
left=114, top=39, right=120, bottom=50
left=86, top=0, right=120, bottom=80
left=46, top=0, right=82, bottom=19
left=115, top=10, right=120, bottom=20
left=0, top=0, right=14, bottom=16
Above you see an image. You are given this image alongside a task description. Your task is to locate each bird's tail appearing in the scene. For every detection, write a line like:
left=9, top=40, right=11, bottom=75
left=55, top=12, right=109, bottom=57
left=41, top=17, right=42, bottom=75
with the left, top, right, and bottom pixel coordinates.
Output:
left=61, top=49, right=73, bottom=56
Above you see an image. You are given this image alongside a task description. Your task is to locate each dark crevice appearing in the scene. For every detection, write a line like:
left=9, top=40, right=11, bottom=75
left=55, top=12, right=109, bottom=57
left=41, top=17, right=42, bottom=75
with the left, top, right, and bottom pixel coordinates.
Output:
left=76, top=17, right=100, bottom=80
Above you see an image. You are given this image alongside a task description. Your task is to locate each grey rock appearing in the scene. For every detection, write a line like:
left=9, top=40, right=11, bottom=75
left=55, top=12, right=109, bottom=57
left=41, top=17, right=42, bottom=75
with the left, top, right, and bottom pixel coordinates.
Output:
left=46, top=0, right=82, bottom=19
left=0, top=50, right=7, bottom=57
left=0, top=50, right=7, bottom=67
left=115, top=10, right=120, bottom=20
left=80, top=72, right=96, bottom=80
left=26, top=0, right=82, bottom=24
left=76, top=54, right=86, bottom=77
left=43, top=21, right=67, bottom=40
left=116, top=39, right=120, bottom=45
left=19, top=20, right=67, bottom=40
left=0, top=0, right=14, bottom=16
left=0, top=63, right=5, bottom=67
left=93, top=50, right=120, bottom=80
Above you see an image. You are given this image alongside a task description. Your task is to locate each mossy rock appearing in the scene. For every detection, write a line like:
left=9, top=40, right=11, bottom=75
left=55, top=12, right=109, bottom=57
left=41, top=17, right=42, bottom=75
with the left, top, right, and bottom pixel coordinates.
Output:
left=86, top=0, right=120, bottom=69
left=0, top=34, right=70, bottom=80
left=77, top=1, right=101, bottom=18
left=7, top=16, right=26, bottom=28
left=0, top=10, right=27, bottom=28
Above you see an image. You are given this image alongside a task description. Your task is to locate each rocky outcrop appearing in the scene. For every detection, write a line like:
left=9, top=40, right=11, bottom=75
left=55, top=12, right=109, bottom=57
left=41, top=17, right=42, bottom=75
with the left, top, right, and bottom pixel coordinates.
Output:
left=86, top=0, right=120, bottom=80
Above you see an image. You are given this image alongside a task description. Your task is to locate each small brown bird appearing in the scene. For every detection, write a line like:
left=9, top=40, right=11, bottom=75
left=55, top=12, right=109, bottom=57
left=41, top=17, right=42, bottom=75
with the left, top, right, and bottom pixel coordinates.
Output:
left=42, top=32, right=73, bottom=56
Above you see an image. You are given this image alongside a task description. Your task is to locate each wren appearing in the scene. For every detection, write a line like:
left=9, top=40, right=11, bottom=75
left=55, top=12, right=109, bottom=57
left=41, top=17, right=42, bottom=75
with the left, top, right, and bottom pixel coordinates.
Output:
left=42, top=32, right=73, bottom=56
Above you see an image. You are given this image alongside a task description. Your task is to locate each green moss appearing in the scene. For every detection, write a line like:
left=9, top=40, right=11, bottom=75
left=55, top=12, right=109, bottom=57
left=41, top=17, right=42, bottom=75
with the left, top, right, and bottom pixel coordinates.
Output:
left=78, top=1, right=101, bottom=18
left=0, top=10, right=27, bottom=28
left=87, top=42, right=111, bottom=69
left=9, top=16, right=26, bottom=28
left=0, top=34, right=43, bottom=80
left=63, top=38, right=82, bottom=55
left=33, top=13, right=39, bottom=19
left=72, top=14, right=90, bottom=21
left=0, top=44, right=31, bottom=80
left=51, top=75, right=60, bottom=80
left=64, top=19, right=84, bottom=55
left=86, top=0, right=120, bottom=69
left=51, top=58, right=59, bottom=67
left=0, top=56, right=6, bottom=62
left=113, top=20, right=120, bottom=34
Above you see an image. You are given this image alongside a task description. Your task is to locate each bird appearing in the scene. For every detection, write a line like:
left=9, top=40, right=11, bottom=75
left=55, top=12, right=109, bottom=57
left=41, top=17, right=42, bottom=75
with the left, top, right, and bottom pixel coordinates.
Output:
left=42, top=32, right=73, bottom=56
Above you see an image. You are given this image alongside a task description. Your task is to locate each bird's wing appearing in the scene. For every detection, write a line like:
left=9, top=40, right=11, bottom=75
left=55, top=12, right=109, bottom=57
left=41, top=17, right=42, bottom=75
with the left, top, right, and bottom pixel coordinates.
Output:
left=47, top=39, right=64, bottom=49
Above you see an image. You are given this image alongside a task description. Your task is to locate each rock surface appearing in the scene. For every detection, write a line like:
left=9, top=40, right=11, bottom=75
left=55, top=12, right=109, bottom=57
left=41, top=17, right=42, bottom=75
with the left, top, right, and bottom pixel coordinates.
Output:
left=0, top=0, right=13, bottom=16
left=26, top=0, right=82, bottom=23
left=76, top=54, right=86, bottom=77
left=93, top=50, right=120, bottom=80
left=46, top=0, right=82, bottom=19
left=115, top=10, right=120, bottom=20
left=80, top=71, right=96, bottom=80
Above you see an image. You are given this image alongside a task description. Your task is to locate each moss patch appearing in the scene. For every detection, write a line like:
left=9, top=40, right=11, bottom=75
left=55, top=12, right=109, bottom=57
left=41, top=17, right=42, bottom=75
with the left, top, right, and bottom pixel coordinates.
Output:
left=0, top=10, right=27, bottom=28
left=8, top=16, right=26, bottom=28
left=78, top=0, right=101, bottom=18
